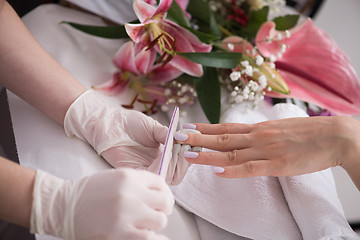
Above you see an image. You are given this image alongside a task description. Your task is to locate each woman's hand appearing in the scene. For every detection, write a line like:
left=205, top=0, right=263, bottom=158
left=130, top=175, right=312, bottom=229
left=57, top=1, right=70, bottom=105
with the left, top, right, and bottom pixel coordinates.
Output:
left=175, top=117, right=360, bottom=186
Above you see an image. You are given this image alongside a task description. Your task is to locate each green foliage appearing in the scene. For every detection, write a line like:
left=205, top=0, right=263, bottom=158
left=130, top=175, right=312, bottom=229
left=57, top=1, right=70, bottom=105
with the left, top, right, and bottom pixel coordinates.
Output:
left=187, top=0, right=221, bottom=37
left=177, top=52, right=243, bottom=68
left=240, top=6, right=269, bottom=40
left=61, top=21, right=128, bottom=39
left=273, top=15, right=300, bottom=30
left=195, top=67, right=221, bottom=123
left=167, top=0, right=191, bottom=28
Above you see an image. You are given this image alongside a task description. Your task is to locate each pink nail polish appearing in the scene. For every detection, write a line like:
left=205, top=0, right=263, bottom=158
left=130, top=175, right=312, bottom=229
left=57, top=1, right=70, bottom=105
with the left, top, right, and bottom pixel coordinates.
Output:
left=182, top=123, right=196, bottom=130
left=174, top=132, right=188, bottom=141
left=213, top=167, right=225, bottom=174
left=183, top=151, right=199, bottom=158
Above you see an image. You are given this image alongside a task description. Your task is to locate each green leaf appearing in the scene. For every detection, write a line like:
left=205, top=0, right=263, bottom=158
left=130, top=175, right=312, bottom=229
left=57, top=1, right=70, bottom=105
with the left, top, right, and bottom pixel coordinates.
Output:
left=177, top=52, right=243, bottom=68
left=240, top=6, right=269, bottom=40
left=273, top=14, right=300, bottom=31
left=61, top=21, right=128, bottom=39
left=187, top=0, right=221, bottom=37
left=195, top=67, right=220, bottom=123
left=167, top=0, right=191, bottom=28
left=176, top=74, right=197, bottom=84
left=184, top=27, right=220, bottom=43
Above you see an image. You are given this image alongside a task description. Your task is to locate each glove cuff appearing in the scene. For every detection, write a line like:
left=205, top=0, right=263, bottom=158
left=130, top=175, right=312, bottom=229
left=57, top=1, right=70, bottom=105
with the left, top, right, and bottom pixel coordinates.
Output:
left=64, top=90, right=107, bottom=154
left=30, top=170, right=80, bottom=239
left=30, top=170, right=65, bottom=236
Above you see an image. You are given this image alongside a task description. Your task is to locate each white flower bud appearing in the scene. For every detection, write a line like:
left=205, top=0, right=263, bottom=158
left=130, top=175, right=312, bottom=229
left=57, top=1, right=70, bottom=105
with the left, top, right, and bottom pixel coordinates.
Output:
left=245, top=65, right=253, bottom=76
left=230, top=71, right=241, bottom=81
left=227, top=43, right=235, bottom=51
left=256, top=55, right=264, bottom=65
left=241, top=60, right=249, bottom=67
left=270, top=54, right=277, bottom=62
left=285, top=30, right=291, bottom=38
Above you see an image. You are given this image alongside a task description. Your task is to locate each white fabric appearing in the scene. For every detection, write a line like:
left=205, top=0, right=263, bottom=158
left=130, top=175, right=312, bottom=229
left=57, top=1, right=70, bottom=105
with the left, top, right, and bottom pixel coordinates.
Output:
left=67, top=0, right=136, bottom=24
left=171, top=102, right=359, bottom=240
left=30, top=169, right=174, bottom=240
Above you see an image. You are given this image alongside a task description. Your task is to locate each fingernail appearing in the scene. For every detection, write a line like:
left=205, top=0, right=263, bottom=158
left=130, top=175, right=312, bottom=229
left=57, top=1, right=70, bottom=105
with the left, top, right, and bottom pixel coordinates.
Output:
left=183, top=151, right=199, bottom=158
left=182, top=123, right=196, bottom=130
left=174, top=132, right=188, bottom=141
left=213, top=167, right=225, bottom=174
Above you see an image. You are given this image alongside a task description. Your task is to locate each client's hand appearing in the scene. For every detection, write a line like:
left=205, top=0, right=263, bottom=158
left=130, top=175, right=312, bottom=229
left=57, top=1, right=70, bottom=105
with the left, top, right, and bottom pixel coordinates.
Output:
left=64, top=90, right=188, bottom=185
left=30, top=168, right=174, bottom=240
left=175, top=117, right=360, bottom=180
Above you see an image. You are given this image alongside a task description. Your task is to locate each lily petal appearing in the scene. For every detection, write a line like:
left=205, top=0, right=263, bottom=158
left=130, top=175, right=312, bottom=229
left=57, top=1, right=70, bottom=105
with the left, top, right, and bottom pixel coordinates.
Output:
left=112, top=41, right=138, bottom=73
left=175, top=0, right=189, bottom=10
left=154, top=0, right=173, bottom=18
left=169, top=55, right=204, bottom=76
left=134, top=46, right=157, bottom=75
left=160, top=20, right=211, bottom=76
left=148, top=63, right=183, bottom=84
left=257, top=19, right=360, bottom=115
left=93, top=72, right=131, bottom=95
left=133, top=0, right=157, bottom=23
left=125, top=23, right=147, bottom=43
left=164, top=21, right=212, bottom=53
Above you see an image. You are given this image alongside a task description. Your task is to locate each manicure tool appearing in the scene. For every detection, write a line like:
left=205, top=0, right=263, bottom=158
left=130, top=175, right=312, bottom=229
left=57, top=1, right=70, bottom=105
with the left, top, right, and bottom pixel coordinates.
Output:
left=158, top=107, right=179, bottom=179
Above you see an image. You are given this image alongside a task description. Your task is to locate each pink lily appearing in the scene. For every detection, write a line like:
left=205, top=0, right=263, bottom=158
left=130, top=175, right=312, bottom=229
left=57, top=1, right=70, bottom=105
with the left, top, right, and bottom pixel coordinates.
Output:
left=125, top=0, right=212, bottom=77
left=94, top=41, right=182, bottom=97
left=256, top=19, right=360, bottom=115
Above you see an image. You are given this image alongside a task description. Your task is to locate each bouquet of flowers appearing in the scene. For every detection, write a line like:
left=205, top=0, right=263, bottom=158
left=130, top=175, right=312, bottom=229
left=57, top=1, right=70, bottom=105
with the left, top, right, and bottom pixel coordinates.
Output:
left=63, top=0, right=360, bottom=123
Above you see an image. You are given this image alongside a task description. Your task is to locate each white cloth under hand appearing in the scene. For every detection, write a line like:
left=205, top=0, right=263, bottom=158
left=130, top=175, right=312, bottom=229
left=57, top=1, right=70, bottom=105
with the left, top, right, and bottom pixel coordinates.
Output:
left=172, top=103, right=359, bottom=240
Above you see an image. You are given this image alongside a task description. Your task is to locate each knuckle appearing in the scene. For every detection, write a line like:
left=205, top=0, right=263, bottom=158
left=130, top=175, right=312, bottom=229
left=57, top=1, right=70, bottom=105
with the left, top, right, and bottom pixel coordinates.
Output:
left=226, top=150, right=239, bottom=162
left=244, top=162, right=256, bottom=175
left=217, top=134, right=230, bottom=147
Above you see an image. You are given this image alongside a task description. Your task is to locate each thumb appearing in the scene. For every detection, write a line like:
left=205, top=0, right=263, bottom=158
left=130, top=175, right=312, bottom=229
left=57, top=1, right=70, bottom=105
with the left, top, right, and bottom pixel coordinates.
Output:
left=153, top=120, right=169, bottom=144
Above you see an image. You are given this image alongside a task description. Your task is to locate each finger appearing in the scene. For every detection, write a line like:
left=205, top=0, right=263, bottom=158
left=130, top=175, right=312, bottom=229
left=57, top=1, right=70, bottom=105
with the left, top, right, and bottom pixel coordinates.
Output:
left=215, top=160, right=276, bottom=178
left=186, top=123, right=252, bottom=135
left=153, top=120, right=169, bottom=144
left=176, top=133, right=252, bottom=152
left=184, top=148, right=264, bottom=167
left=134, top=209, right=168, bottom=231
left=130, top=229, right=170, bottom=240
left=143, top=190, right=174, bottom=215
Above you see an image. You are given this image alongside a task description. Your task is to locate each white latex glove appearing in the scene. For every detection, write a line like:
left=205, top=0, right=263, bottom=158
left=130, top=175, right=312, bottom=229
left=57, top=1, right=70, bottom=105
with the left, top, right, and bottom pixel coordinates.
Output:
left=30, top=168, right=174, bottom=240
left=166, top=129, right=202, bottom=185
left=64, top=90, right=187, bottom=184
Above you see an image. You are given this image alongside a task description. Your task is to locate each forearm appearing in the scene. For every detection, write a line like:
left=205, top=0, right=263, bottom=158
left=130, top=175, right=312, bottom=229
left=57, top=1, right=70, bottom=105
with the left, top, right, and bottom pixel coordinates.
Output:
left=0, top=156, right=35, bottom=228
left=0, top=1, right=86, bottom=124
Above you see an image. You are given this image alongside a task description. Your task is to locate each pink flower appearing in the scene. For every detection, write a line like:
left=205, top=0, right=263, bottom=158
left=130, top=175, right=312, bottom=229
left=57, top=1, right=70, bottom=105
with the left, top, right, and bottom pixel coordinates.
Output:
left=256, top=19, right=360, bottom=115
left=125, top=0, right=212, bottom=77
left=94, top=41, right=182, bottom=95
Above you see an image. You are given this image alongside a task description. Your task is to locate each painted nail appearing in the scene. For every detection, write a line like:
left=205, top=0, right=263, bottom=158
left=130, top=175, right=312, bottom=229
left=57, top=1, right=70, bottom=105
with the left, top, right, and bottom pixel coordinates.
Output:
left=182, top=123, right=197, bottom=130
left=174, top=132, right=188, bottom=141
left=183, top=151, right=199, bottom=159
left=213, top=167, right=225, bottom=174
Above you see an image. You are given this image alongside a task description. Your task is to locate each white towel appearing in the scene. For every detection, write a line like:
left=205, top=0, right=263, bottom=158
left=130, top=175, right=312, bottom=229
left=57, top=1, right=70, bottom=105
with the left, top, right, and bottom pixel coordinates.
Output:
left=171, top=101, right=359, bottom=240
left=66, top=0, right=136, bottom=24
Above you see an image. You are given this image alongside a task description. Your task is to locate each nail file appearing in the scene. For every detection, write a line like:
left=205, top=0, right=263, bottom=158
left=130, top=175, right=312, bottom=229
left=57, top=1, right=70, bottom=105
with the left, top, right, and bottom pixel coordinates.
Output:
left=158, top=107, right=179, bottom=179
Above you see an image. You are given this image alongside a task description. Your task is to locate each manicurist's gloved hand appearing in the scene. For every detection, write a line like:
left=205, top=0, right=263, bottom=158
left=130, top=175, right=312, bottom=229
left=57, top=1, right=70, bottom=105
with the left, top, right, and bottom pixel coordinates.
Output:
left=30, top=168, right=174, bottom=240
left=64, top=90, right=190, bottom=185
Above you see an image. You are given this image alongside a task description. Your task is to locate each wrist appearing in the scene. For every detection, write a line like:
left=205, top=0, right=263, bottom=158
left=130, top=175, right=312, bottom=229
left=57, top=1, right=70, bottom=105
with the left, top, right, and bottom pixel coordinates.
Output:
left=333, top=116, right=360, bottom=190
